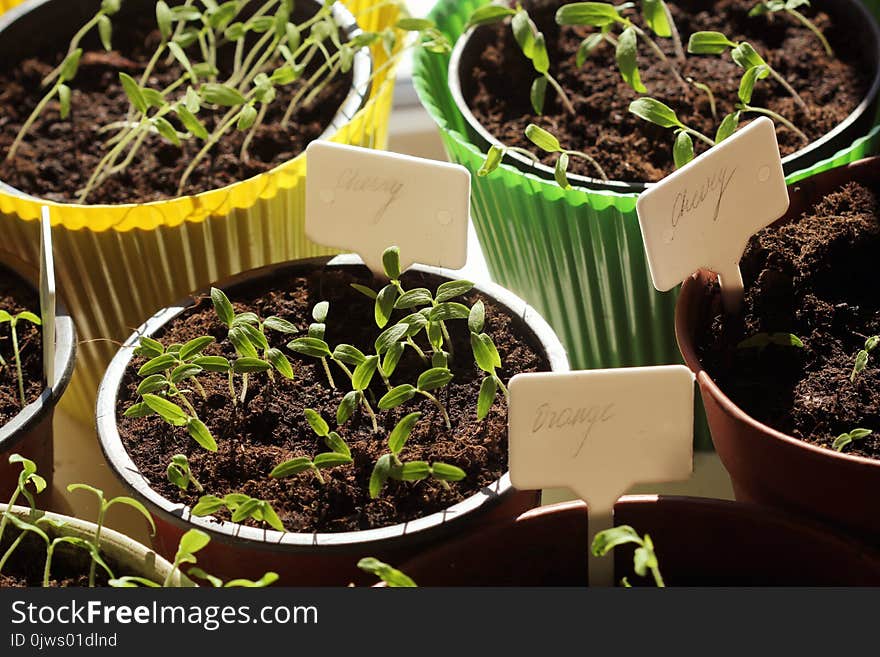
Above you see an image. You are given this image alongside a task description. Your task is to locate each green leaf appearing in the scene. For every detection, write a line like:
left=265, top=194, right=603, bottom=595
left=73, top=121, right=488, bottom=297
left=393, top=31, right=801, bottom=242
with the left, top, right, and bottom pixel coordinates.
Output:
left=304, top=408, right=329, bottom=437
left=556, top=2, right=622, bottom=27
left=170, top=363, right=202, bottom=384
left=471, top=333, right=498, bottom=373
left=135, top=336, right=164, bottom=358
left=156, top=0, right=173, bottom=39
left=351, top=283, right=378, bottom=300
left=238, top=322, right=269, bottom=351
left=832, top=434, right=853, bottom=452
left=512, top=10, right=536, bottom=58
left=642, top=0, right=672, bottom=37
left=369, top=454, right=393, bottom=499
left=267, top=348, right=294, bottom=379
left=477, top=376, right=497, bottom=420
left=616, top=27, right=646, bottom=93
left=375, top=284, right=398, bottom=328
left=187, top=417, right=217, bottom=451
left=270, top=457, right=314, bottom=478
left=400, top=312, right=429, bottom=337
left=58, top=84, right=71, bottom=120
left=201, top=83, right=247, bottom=107
left=232, top=357, right=271, bottom=374
left=591, top=525, right=642, bottom=556
left=382, top=342, right=405, bottom=378
left=168, top=41, right=196, bottom=81
left=60, top=49, right=82, bottom=82
left=314, top=452, right=353, bottom=469
left=124, top=402, right=153, bottom=418
left=436, top=280, right=474, bottom=303
left=333, top=344, right=366, bottom=366
left=378, top=384, right=417, bottom=410
left=394, top=288, right=433, bottom=309
left=119, top=72, right=147, bottom=114
left=525, top=124, right=561, bottom=153
left=396, top=17, right=435, bottom=31
left=687, top=31, right=737, bottom=54
left=180, top=336, right=215, bottom=361
left=324, top=432, right=350, bottom=458
left=673, top=131, right=694, bottom=169
left=715, top=111, right=741, bottom=143
left=430, top=302, right=470, bottom=322
left=136, top=374, right=168, bottom=396
left=468, top=300, right=486, bottom=334
left=357, top=557, right=417, bottom=587
left=177, top=528, right=211, bottom=558
left=176, top=105, right=209, bottom=140
left=397, top=461, right=431, bottom=481
left=352, top=355, right=380, bottom=391
left=465, top=4, right=516, bottom=29
left=264, top=316, right=297, bottom=334
left=740, top=65, right=767, bottom=104
left=478, top=145, right=505, bottom=177
left=337, top=390, right=358, bottom=424
left=375, top=324, right=409, bottom=355
left=138, top=353, right=176, bottom=376
left=555, top=152, right=571, bottom=189
left=192, top=356, right=231, bottom=372
left=850, top=428, right=873, bottom=440
left=737, top=332, right=804, bottom=349
left=101, top=0, right=121, bottom=15
left=142, top=88, right=166, bottom=109
left=417, top=367, right=453, bottom=392
left=577, top=33, right=605, bottom=67
left=143, top=394, right=188, bottom=426
left=431, top=462, right=466, bottom=482
left=629, top=97, right=682, bottom=129
left=191, top=496, right=226, bottom=517
left=866, top=336, right=880, bottom=352
left=389, top=412, right=422, bottom=454
left=106, top=496, right=156, bottom=535
left=731, top=42, right=767, bottom=70
left=531, top=33, right=549, bottom=74
left=225, top=572, right=279, bottom=588
left=311, top=301, right=329, bottom=323
left=15, top=311, right=41, bottom=325
left=228, top=327, right=258, bottom=359
left=432, top=351, right=448, bottom=369
left=288, top=337, right=331, bottom=359
left=237, top=104, right=258, bottom=131
left=382, top=246, right=401, bottom=280
left=210, top=287, right=235, bottom=326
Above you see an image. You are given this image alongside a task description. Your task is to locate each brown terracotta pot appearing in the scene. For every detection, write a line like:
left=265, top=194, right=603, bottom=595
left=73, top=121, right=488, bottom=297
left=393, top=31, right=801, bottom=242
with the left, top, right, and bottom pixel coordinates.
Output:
left=96, top=255, right=569, bottom=586
left=0, top=255, right=76, bottom=503
left=396, top=497, right=880, bottom=586
left=676, top=157, right=880, bottom=541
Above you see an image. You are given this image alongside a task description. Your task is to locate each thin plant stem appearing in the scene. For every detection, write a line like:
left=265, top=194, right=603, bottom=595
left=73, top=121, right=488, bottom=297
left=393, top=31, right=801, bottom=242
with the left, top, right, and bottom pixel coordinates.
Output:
left=42, top=543, right=55, bottom=588
left=787, top=8, right=833, bottom=57
left=11, top=322, right=25, bottom=407
left=418, top=390, right=451, bottom=430
left=740, top=104, right=808, bottom=142
left=319, top=357, right=336, bottom=389
left=6, top=83, right=62, bottom=162
left=546, top=74, right=576, bottom=116
left=87, top=500, right=106, bottom=587
left=43, top=15, right=101, bottom=86
left=630, top=24, right=689, bottom=93
left=768, top=67, right=809, bottom=114
left=662, top=1, right=686, bottom=61
left=0, top=533, right=26, bottom=574
left=566, top=149, right=610, bottom=181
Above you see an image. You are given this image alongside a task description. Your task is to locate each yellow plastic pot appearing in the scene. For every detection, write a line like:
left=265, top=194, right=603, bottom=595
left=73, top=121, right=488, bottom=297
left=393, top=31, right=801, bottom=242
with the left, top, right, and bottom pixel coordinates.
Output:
left=0, top=0, right=403, bottom=423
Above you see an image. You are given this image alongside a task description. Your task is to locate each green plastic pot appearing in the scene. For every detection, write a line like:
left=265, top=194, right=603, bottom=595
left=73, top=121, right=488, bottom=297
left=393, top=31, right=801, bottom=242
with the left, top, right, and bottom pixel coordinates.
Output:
left=412, top=0, right=880, bottom=449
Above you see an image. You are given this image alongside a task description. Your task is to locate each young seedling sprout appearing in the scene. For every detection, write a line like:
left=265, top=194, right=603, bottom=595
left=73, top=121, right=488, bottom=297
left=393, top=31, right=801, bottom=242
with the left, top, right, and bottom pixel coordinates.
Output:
left=749, top=0, right=832, bottom=57
left=162, top=528, right=209, bottom=587
left=125, top=335, right=220, bottom=452
left=466, top=4, right=575, bottom=115
left=269, top=409, right=353, bottom=484
left=0, top=454, right=46, bottom=553
left=850, top=335, right=878, bottom=383
left=378, top=366, right=454, bottom=429
left=627, top=97, right=725, bottom=169
left=357, top=557, right=417, bottom=587
left=167, top=454, right=204, bottom=493
left=369, top=412, right=465, bottom=499
left=192, top=492, right=285, bottom=534
left=66, top=483, right=156, bottom=588
left=556, top=1, right=688, bottom=93
left=0, top=309, right=42, bottom=407
left=211, top=287, right=296, bottom=404
left=6, top=1, right=450, bottom=202
left=737, top=332, right=805, bottom=350
left=592, top=525, right=665, bottom=587
left=832, top=428, right=873, bottom=453
left=687, top=31, right=809, bottom=116
left=468, top=300, right=509, bottom=420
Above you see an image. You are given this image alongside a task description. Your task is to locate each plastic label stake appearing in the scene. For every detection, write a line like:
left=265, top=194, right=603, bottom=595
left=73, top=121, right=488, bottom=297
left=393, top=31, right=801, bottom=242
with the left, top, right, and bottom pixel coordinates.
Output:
left=636, top=117, right=789, bottom=314
left=305, top=142, right=470, bottom=276
left=509, top=366, right=695, bottom=587
left=39, top=207, right=56, bottom=387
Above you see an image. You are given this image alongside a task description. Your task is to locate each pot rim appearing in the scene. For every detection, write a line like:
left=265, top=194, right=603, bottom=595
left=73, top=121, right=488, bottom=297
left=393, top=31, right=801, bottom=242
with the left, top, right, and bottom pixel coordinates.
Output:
left=0, top=0, right=373, bottom=210
left=95, top=254, right=570, bottom=552
left=0, top=254, right=76, bottom=453
left=0, top=503, right=191, bottom=585
left=676, top=268, right=880, bottom=471
left=447, top=0, right=880, bottom=195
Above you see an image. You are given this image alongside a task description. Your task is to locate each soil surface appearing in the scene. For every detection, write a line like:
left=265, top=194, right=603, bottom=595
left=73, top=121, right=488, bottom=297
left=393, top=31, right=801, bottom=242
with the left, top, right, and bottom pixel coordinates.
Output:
left=0, top=529, right=111, bottom=587
left=0, top=7, right=352, bottom=204
left=117, top=266, right=550, bottom=533
left=0, top=266, right=43, bottom=426
left=463, top=0, right=872, bottom=182
left=699, top=181, right=880, bottom=459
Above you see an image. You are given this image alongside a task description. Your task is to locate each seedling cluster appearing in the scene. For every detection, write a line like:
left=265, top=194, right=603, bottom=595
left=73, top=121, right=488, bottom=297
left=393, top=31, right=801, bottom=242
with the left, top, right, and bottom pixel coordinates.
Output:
left=128, top=246, right=511, bottom=533
left=5, top=0, right=451, bottom=202
left=475, top=0, right=832, bottom=180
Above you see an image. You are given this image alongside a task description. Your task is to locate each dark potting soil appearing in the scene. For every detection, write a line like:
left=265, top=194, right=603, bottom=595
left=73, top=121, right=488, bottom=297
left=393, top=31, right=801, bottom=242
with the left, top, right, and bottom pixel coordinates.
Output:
left=699, top=181, right=880, bottom=459
left=0, top=9, right=352, bottom=204
left=0, top=529, right=110, bottom=588
left=0, top=266, right=43, bottom=426
left=463, top=0, right=871, bottom=182
left=116, top=267, right=550, bottom=532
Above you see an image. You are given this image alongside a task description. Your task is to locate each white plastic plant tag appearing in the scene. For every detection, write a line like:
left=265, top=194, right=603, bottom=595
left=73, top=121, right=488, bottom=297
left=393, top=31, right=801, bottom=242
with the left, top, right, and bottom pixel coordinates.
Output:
left=39, top=207, right=56, bottom=386
left=636, top=117, right=789, bottom=313
left=305, top=142, right=470, bottom=276
left=509, top=366, right=695, bottom=587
